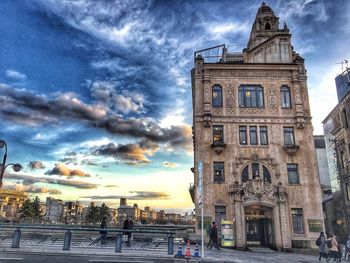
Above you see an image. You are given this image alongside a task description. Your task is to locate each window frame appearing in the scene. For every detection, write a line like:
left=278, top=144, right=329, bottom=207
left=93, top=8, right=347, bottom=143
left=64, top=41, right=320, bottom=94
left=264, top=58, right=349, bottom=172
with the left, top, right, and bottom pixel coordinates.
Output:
left=280, top=86, right=291, bottom=109
left=238, top=85, right=264, bottom=108
left=249, top=126, right=258, bottom=145
left=213, top=162, right=225, bottom=183
left=239, top=126, right=247, bottom=145
left=213, top=125, right=224, bottom=145
left=287, top=163, right=300, bottom=184
left=283, top=127, right=295, bottom=146
left=259, top=126, right=268, bottom=145
left=212, top=85, right=223, bottom=108
left=291, top=208, right=304, bottom=234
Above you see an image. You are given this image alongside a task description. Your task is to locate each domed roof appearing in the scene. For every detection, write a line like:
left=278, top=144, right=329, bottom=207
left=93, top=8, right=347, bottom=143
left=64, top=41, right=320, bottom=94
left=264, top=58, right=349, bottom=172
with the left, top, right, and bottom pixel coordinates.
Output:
left=258, top=2, right=273, bottom=13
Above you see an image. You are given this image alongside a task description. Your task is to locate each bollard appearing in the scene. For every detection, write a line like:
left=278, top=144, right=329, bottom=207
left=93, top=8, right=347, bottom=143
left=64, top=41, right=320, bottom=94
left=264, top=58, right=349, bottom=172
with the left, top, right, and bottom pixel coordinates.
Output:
left=63, top=230, right=72, bottom=251
left=11, top=228, right=21, bottom=248
left=168, top=234, right=174, bottom=255
left=115, top=233, right=122, bottom=253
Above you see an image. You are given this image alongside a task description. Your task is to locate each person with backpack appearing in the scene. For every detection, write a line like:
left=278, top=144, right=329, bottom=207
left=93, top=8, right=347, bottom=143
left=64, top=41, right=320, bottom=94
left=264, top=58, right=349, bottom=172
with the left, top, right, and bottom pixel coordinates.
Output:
left=327, top=233, right=340, bottom=262
left=316, top=232, right=328, bottom=261
left=208, top=221, right=220, bottom=250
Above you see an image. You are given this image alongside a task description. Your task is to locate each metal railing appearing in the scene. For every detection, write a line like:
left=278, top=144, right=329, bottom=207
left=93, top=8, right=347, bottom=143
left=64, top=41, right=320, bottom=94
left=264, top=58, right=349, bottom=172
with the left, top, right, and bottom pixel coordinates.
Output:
left=0, top=224, right=177, bottom=255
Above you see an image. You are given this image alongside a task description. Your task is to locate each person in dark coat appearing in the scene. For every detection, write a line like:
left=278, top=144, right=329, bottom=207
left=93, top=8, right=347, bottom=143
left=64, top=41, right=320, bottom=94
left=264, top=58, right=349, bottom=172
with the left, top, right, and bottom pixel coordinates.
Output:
left=208, top=222, right=220, bottom=250
left=99, top=217, right=107, bottom=244
left=316, top=232, right=328, bottom=261
left=123, top=216, right=134, bottom=247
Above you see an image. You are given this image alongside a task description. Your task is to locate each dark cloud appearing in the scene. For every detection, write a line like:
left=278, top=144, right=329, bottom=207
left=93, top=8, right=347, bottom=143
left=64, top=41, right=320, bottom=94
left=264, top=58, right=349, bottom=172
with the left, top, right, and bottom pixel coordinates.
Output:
left=46, top=163, right=90, bottom=177
left=91, top=140, right=159, bottom=164
left=81, top=191, right=170, bottom=200
left=5, top=172, right=99, bottom=189
left=29, top=161, right=45, bottom=169
left=0, top=84, right=192, bottom=152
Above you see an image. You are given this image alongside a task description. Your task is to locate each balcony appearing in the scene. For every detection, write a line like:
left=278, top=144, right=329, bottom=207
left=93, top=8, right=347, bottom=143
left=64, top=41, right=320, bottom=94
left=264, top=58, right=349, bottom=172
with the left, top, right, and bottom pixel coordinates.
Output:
left=189, top=184, right=195, bottom=204
left=283, top=144, right=300, bottom=155
left=211, top=141, right=226, bottom=155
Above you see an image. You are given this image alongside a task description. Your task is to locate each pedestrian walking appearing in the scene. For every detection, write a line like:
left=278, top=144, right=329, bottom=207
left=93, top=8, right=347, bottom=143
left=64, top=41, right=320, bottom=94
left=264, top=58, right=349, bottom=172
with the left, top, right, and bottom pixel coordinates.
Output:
left=99, top=216, right=108, bottom=245
left=327, top=233, right=340, bottom=262
left=316, top=232, right=328, bottom=261
left=123, top=216, right=134, bottom=247
left=208, top=222, right=220, bottom=250
left=346, top=236, right=350, bottom=261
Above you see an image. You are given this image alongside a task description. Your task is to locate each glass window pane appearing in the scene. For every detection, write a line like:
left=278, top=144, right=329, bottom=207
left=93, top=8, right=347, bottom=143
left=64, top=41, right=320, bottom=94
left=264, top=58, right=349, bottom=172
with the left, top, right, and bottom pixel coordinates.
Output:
left=257, top=88, right=264, bottom=107
left=239, top=126, right=247, bottom=145
left=250, top=126, right=258, bottom=145
left=213, top=125, right=224, bottom=144
left=212, top=86, right=222, bottom=107
left=241, top=166, right=249, bottom=183
left=281, top=86, right=291, bottom=108
left=214, top=162, right=225, bottom=183
left=260, top=126, right=268, bottom=145
left=239, top=85, right=264, bottom=108
left=284, top=127, right=295, bottom=145
left=263, top=166, right=271, bottom=183
left=288, top=163, right=299, bottom=184
left=252, top=163, right=259, bottom=179
left=291, top=208, right=304, bottom=234
left=239, top=88, right=244, bottom=107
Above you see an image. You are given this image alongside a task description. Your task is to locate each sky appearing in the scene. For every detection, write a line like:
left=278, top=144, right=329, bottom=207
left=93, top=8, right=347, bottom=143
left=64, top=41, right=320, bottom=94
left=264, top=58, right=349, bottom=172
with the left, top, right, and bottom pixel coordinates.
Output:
left=0, top=0, right=349, bottom=213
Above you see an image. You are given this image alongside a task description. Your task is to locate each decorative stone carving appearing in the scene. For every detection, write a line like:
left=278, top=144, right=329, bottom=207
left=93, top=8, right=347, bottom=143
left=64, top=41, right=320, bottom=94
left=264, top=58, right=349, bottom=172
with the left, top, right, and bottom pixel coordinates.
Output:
left=212, top=108, right=223, bottom=115
left=242, top=177, right=277, bottom=203
left=268, top=89, right=278, bottom=109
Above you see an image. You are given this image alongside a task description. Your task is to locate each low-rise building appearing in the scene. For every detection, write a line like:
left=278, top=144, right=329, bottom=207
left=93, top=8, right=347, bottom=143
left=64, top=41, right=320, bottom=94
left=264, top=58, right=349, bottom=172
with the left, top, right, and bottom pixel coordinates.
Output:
left=45, top=197, right=64, bottom=223
left=0, top=190, right=28, bottom=221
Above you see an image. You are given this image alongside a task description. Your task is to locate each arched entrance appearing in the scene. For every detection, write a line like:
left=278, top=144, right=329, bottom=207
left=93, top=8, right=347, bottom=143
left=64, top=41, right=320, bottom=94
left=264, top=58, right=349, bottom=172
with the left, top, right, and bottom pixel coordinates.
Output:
left=245, top=206, right=274, bottom=247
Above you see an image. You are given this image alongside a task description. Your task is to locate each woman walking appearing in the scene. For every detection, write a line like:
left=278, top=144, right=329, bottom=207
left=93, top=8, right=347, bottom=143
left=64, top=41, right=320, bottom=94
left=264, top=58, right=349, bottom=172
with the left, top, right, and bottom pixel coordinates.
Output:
left=317, top=232, right=328, bottom=261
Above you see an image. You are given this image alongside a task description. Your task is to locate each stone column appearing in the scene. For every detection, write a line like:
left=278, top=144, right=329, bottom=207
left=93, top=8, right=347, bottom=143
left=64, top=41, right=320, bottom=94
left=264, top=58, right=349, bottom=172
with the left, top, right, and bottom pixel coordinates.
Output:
left=231, top=181, right=245, bottom=248
left=277, top=182, right=291, bottom=250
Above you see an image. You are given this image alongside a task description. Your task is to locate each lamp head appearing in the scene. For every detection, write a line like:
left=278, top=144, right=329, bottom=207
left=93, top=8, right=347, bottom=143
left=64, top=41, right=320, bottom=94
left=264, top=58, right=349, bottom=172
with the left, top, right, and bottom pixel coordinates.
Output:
left=0, top=140, right=6, bottom=149
left=12, top=164, right=22, bottom=172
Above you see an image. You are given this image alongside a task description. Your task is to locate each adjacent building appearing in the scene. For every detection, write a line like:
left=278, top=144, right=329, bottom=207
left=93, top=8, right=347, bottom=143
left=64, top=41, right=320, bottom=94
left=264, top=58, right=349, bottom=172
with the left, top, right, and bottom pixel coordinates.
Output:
left=0, top=190, right=28, bottom=221
left=322, top=64, right=350, bottom=241
left=191, top=3, right=324, bottom=250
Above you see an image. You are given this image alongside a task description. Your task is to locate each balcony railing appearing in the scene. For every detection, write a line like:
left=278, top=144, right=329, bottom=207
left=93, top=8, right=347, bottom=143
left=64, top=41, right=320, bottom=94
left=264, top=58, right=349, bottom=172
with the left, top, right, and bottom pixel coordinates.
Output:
left=283, top=144, right=300, bottom=155
left=211, top=141, right=226, bottom=155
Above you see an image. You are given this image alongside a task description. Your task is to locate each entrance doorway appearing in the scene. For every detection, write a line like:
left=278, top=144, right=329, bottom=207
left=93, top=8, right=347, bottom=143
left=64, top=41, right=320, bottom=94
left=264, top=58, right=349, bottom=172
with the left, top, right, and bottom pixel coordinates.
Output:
left=245, top=207, right=274, bottom=248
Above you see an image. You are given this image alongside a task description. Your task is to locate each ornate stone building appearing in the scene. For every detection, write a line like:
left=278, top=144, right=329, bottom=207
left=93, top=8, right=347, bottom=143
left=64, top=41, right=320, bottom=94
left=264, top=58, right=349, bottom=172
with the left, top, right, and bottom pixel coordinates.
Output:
left=191, top=3, right=324, bottom=250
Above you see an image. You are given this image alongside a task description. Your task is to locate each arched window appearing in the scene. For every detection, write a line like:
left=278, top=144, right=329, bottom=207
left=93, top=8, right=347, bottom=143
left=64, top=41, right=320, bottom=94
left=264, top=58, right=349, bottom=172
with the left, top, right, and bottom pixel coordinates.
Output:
left=265, top=22, right=271, bottom=30
left=241, top=163, right=272, bottom=183
left=212, top=85, right=222, bottom=107
left=238, top=85, right=264, bottom=108
left=241, top=166, right=249, bottom=183
left=280, top=86, right=291, bottom=108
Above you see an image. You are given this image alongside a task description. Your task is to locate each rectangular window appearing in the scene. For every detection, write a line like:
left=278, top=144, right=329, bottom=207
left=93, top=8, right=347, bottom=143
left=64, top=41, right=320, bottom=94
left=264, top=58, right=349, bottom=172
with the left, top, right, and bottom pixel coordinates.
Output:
left=239, top=126, right=247, bottom=145
left=260, top=126, right=268, bottom=145
left=238, top=86, right=264, bottom=108
left=342, top=109, right=348, bottom=128
left=249, top=126, right=258, bottom=145
left=215, top=206, right=226, bottom=223
left=212, top=85, right=223, bottom=107
left=281, top=86, right=291, bottom=108
left=213, top=125, right=224, bottom=144
left=283, top=127, right=295, bottom=145
left=213, top=162, right=225, bottom=183
left=287, top=163, right=299, bottom=184
left=291, top=208, right=304, bottom=234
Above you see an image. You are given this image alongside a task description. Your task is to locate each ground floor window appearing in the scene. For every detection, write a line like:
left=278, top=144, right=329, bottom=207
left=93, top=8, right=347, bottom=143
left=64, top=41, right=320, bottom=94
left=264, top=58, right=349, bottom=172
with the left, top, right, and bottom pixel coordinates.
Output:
left=291, top=208, right=304, bottom=234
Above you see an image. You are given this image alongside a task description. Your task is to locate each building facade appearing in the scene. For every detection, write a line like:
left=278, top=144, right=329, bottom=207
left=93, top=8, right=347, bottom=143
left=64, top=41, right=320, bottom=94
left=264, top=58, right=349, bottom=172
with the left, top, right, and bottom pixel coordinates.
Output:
left=323, top=65, right=350, bottom=242
left=191, top=3, right=324, bottom=250
left=45, top=197, right=64, bottom=223
left=0, top=190, right=28, bottom=221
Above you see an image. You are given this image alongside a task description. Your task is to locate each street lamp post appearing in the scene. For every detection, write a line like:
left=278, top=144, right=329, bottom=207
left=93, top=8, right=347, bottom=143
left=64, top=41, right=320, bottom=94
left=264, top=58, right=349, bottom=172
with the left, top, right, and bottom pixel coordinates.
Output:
left=0, top=140, right=22, bottom=189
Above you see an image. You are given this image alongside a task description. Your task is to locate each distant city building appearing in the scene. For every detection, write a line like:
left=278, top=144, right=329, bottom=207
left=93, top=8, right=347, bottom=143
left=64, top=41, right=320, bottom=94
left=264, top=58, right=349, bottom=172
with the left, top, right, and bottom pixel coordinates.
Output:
left=45, top=197, right=64, bottom=223
left=0, top=190, right=28, bottom=221
left=335, top=63, right=350, bottom=102
left=63, top=201, right=85, bottom=224
left=323, top=64, right=350, bottom=241
left=117, top=198, right=141, bottom=223
left=192, top=3, right=324, bottom=250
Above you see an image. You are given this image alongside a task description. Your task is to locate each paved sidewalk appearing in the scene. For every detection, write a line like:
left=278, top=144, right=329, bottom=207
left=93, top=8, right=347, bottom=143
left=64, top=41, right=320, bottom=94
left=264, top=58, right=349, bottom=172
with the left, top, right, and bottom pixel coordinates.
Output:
left=0, top=245, right=326, bottom=263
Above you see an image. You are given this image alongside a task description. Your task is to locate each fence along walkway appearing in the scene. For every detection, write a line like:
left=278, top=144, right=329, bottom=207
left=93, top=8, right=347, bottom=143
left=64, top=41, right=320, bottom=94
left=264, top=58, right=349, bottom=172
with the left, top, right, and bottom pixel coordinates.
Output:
left=0, top=224, right=177, bottom=255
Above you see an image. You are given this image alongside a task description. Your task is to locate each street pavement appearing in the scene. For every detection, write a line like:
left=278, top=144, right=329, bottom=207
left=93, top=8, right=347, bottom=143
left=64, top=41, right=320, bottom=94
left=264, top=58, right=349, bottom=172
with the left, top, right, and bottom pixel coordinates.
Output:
left=0, top=246, right=328, bottom=263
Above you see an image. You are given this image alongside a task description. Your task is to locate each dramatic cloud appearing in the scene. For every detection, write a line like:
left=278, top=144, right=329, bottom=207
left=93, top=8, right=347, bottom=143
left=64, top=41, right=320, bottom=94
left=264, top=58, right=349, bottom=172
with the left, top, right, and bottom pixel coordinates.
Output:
left=29, top=161, right=45, bottom=169
left=81, top=191, right=170, bottom=200
left=46, top=163, right=90, bottom=177
left=5, top=172, right=99, bottom=189
left=5, top=69, right=27, bottom=81
left=3, top=183, right=61, bottom=195
left=91, top=140, right=159, bottom=164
